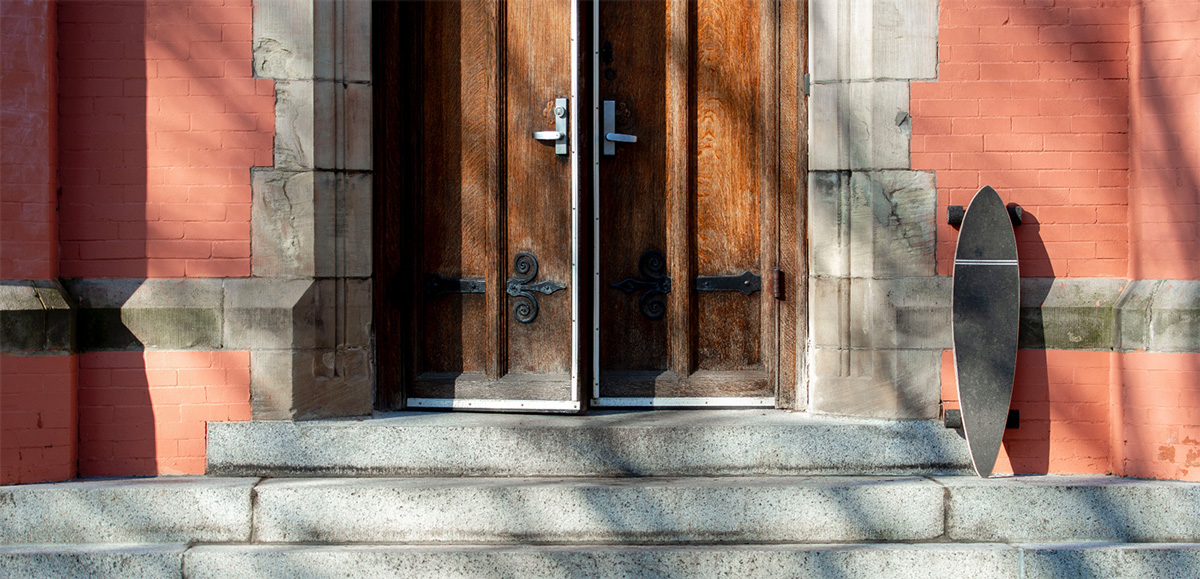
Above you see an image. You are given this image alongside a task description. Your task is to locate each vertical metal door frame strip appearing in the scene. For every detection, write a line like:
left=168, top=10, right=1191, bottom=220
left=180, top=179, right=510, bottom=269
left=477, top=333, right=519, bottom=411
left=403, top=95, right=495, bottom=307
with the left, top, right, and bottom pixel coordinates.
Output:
left=570, top=0, right=582, bottom=406
left=591, top=0, right=602, bottom=403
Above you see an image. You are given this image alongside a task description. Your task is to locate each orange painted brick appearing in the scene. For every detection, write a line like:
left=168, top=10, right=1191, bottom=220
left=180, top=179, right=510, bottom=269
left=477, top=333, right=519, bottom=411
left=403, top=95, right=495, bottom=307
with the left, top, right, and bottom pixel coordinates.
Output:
left=917, top=99, right=980, bottom=117
left=147, top=386, right=208, bottom=406
left=63, top=3, right=267, bottom=283
left=1072, top=115, right=1127, bottom=133
left=984, top=134, right=1043, bottom=152
left=206, top=384, right=250, bottom=404
left=156, top=421, right=206, bottom=441
left=952, top=44, right=1014, bottom=62
left=951, top=152, right=1011, bottom=170
left=176, top=367, right=228, bottom=386
left=212, top=351, right=251, bottom=369
left=152, top=405, right=182, bottom=424
left=980, top=62, right=1039, bottom=80
left=147, top=350, right=215, bottom=369
left=943, top=8, right=1011, bottom=27
left=1010, top=152, right=1071, bottom=169
left=182, top=222, right=250, bottom=241
left=989, top=98, right=1040, bottom=117
left=911, top=153, right=950, bottom=169
left=924, top=135, right=983, bottom=152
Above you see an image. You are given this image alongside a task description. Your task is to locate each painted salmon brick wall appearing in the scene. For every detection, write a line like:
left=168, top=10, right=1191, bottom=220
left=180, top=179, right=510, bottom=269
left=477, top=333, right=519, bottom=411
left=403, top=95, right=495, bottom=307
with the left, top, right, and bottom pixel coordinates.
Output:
left=57, top=0, right=273, bottom=279
left=1128, top=0, right=1200, bottom=280
left=1118, top=352, right=1200, bottom=481
left=0, top=0, right=74, bottom=486
left=1116, top=0, right=1200, bottom=482
left=1, top=0, right=57, bottom=280
left=911, top=0, right=1131, bottom=279
left=928, top=0, right=1200, bottom=481
left=0, top=355, right=77, bottom=485
left=78, top=351, right=250, bottom=476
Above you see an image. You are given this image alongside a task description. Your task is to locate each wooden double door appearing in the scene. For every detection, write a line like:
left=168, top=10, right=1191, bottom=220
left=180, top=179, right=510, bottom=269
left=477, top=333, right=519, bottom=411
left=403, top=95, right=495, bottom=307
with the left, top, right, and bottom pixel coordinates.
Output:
left=375, top=0, right=802, bottom=412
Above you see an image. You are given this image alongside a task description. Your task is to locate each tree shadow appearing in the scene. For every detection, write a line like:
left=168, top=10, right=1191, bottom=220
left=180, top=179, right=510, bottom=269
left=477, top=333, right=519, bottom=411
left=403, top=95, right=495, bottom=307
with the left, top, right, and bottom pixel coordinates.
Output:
left=57, top=0, right=153, bottom=477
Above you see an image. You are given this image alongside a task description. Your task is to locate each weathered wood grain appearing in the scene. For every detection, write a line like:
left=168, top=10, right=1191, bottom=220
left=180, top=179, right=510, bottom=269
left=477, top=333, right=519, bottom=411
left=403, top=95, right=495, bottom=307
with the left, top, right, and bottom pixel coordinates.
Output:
left=777, top=0, right=804, bottom=409
left=412, top=372, right=574, bottom=401
left=665, top=0, right=694, bottom=379
left=504, top=0, right=573, bottom=375
left=598, top=0, right=669, bottom=372
left=599, top=370, right=770, bottom=398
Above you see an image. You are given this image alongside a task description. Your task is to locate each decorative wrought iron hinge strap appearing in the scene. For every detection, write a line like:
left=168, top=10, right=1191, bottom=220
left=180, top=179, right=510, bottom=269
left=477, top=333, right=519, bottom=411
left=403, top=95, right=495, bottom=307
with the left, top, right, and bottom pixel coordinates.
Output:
left=610, top=249, right=671, bottom=320
left=695, top=271, right=761, bottom=295
left=506, top=252, right=566, bottom=323
left=426, top=274, right=485, bottom=297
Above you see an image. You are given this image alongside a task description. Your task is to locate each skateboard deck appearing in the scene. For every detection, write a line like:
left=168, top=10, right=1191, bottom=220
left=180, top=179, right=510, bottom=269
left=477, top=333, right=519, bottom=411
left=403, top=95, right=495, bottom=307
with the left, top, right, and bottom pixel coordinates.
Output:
left=952, top=186, right=1020, bottom=478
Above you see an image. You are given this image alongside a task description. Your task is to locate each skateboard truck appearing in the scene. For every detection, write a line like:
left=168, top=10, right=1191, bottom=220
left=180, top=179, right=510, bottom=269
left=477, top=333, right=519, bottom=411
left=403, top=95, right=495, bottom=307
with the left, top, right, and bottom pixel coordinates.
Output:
left=948, top=203, right=1023, bottom=228
left=944, top=408, right=1020, bottom=430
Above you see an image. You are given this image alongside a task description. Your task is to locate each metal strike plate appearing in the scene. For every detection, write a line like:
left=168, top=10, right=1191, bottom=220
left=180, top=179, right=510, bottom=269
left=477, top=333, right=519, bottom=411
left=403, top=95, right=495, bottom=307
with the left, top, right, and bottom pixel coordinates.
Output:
left=944, top=408, right=1020, bottom=429
left=695, top=271, right=762, bottom=295
left=426, top=274, right=485, bottom=297
left=603, top=100, right=637, bottom=156
left=533, top=98, right=569, bottom=155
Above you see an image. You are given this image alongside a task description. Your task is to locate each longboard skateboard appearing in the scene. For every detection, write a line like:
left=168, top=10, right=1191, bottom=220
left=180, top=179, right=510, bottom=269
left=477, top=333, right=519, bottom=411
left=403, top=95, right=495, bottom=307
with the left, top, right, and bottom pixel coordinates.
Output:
left=952, top=186, right=1020, bottom=478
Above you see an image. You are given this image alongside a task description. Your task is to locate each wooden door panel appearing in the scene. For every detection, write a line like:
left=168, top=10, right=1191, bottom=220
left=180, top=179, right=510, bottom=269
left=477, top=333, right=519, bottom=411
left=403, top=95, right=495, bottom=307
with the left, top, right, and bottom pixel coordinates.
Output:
left=693, top=0, right=768, bottom=377
left=597, top=0, right=669, bottom=373
left=595, top=0, right=781, bottom=404
left=418, top=1, right=496, bottom=377
left=505, top=0, right=574, bottom=377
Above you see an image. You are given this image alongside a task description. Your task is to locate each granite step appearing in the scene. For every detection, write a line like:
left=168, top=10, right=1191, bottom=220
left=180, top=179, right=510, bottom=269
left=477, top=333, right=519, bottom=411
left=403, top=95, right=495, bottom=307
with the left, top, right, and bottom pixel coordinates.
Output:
left=206, top=410, right=974, bottom=477
left=250, top=476, right=944, bottom=544
left=6, top=475, right=1200, bottom=546
left=5, top=543, right=1200, bottom=578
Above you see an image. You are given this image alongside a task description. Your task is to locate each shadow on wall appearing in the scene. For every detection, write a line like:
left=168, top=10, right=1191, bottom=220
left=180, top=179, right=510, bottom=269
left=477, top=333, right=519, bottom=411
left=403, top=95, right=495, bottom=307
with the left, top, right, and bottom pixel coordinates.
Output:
left=60, top=0, right=263, bottom=477
left=1120, top=0, right=1200, bottom=480
left=57, top=1, right=153, bottom=477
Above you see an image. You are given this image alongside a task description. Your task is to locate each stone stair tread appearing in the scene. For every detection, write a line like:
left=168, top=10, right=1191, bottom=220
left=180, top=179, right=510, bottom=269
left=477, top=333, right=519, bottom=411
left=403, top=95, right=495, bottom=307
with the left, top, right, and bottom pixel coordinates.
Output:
left=0, top=477, right=256, bottom=544
left=940, top=475, right=1200, bottom=542
left=252, top=475, right=943, bottom=544
left=6, top=474, right=1200, bottom=546
left=0, top=543, right=187, bottom=578
left=207, top=410, right=974, bottom=477
left=7, top=543, right=1200, bottom=579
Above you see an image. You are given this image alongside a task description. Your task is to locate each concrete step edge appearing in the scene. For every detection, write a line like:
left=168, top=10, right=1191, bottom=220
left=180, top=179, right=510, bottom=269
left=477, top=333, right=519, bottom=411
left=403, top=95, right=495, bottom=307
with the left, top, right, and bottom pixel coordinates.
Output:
left=206, top=411, right=974, bottom=477
left=8, top=475, right=1200, bottom=545
left=8, top=543, right=1198, bottom=579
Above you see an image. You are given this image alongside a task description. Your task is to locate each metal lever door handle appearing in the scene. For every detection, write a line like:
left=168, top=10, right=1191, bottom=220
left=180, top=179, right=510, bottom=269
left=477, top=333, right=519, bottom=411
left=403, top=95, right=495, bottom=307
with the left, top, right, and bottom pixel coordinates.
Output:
left=532, top=98, right=569, bottom=156
left=602, top=100, right=636, bottom=156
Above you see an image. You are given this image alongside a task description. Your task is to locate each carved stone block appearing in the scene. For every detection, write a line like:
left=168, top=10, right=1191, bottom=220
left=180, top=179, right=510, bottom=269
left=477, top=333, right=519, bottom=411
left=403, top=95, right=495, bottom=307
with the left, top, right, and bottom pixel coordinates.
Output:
left=810, top=82, right=910, bottom=171
left=810, top=0, right=938, bottom=82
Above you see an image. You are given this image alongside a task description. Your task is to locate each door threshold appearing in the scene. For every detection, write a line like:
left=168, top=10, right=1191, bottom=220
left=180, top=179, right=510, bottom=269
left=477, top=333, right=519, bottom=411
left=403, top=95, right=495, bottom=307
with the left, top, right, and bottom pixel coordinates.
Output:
left=590, top=396, right=775, bottom=408
left=407, top=398, right=581, bottom=413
